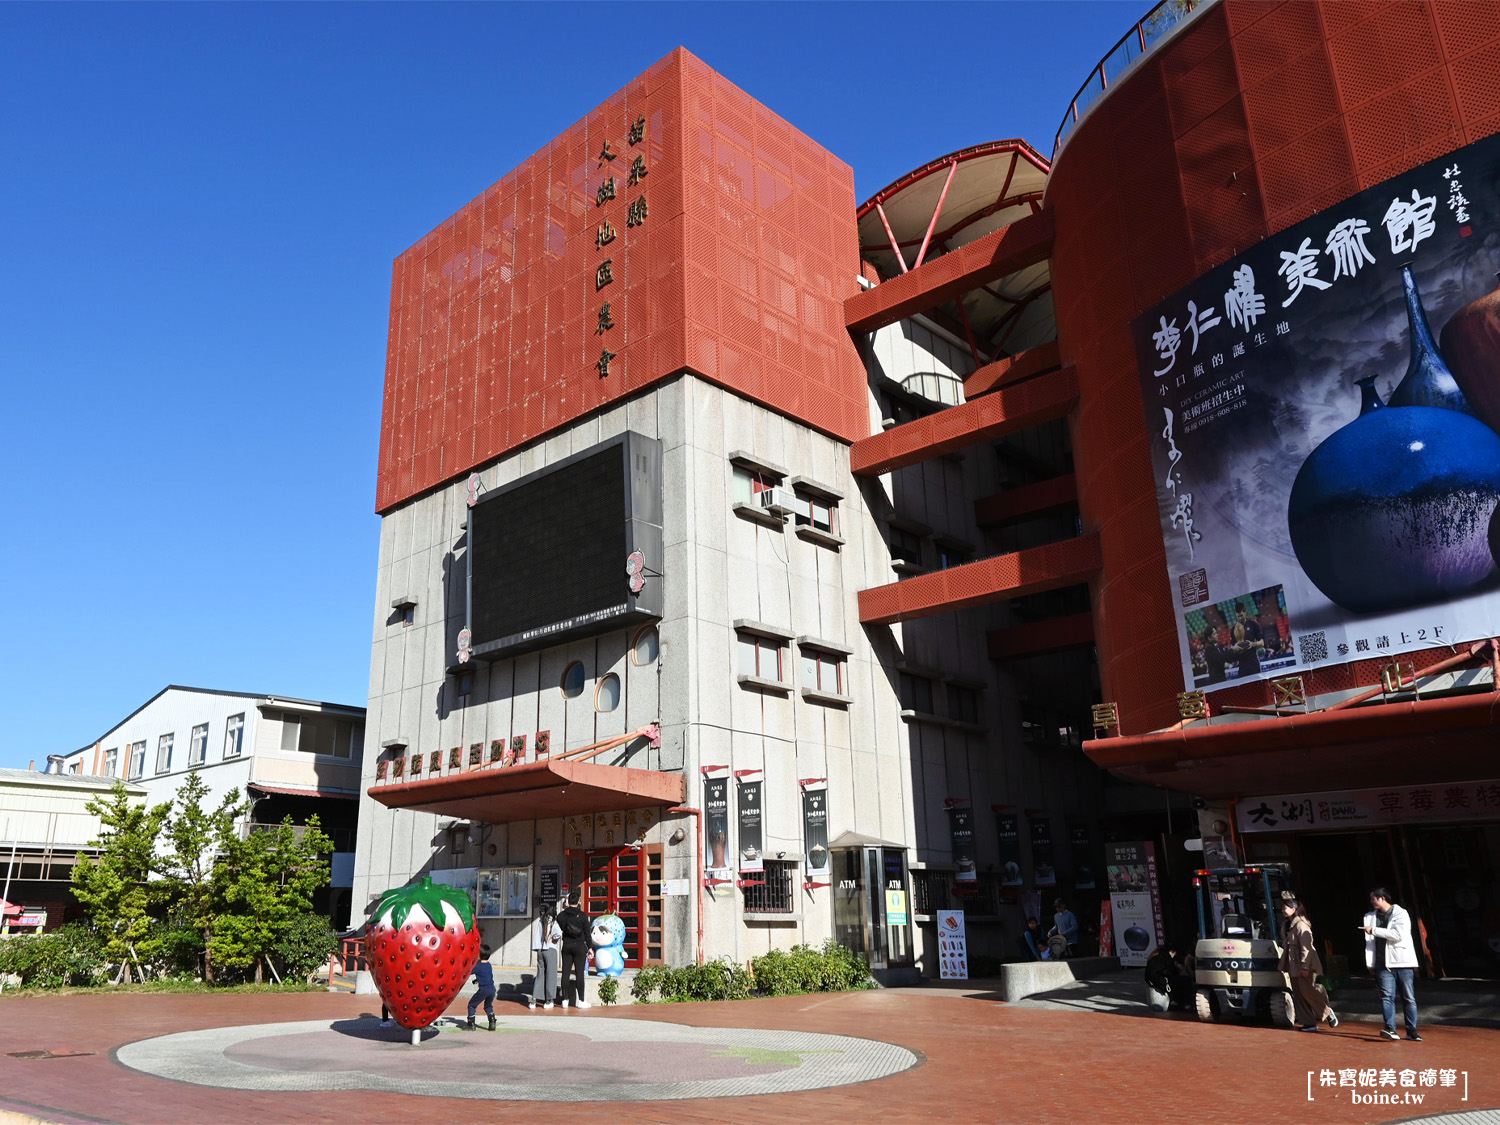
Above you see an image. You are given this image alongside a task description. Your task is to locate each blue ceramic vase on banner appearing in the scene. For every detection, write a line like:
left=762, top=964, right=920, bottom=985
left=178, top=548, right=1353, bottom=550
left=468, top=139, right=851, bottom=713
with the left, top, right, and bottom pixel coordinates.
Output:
left=1287, top=268, right=1500, bottom=613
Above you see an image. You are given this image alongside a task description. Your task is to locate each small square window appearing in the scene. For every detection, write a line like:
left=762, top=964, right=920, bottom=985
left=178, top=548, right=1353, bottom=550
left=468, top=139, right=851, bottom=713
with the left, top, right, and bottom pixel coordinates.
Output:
left=224, top=714, right=244, bottom=759
left=890, top=527, right=923, bottom=566
left=189, top=723, right=209, bottom=766
left=742, top=860, right=797, bottom=914
left=947, top=684, right=980, bottom=725
left=403, top=605, right=415, bottom=627
left=794, top=492, right=837, bottom=535
left=938, top=543, right=973, bottom=570
left=737, top=632, right=784, bottom=681
left=456, top=672, right=473, bottom=697
left=899, top=672, right=934, bottom=715
left=731, top=465, right=780, bottom=505
left=801, top=649, right=845, bottom=695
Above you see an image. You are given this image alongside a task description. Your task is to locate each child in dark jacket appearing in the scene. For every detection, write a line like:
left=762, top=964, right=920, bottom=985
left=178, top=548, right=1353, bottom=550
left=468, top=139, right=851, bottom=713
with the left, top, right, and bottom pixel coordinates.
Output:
left=467, top=944, right=496, bottom=1029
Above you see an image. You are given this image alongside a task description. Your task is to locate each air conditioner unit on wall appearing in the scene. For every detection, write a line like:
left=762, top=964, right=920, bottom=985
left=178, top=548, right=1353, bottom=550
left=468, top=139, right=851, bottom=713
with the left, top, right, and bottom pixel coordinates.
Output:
left=757, top=487, right=797, bottom=517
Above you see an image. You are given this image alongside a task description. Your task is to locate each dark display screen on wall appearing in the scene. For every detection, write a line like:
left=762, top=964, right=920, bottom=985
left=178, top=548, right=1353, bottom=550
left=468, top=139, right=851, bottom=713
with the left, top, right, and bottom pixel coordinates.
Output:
left=468, top=432, right=662, bottom=659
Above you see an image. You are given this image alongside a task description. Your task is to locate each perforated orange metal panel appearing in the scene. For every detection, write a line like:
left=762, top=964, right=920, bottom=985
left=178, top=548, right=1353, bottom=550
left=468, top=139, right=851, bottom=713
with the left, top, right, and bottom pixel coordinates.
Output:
left=375, top=48, right=865, bottom=513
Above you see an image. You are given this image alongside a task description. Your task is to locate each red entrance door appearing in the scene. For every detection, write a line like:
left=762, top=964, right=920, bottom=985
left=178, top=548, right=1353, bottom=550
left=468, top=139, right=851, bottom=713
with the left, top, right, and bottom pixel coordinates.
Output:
left=566, top=847, right=663, bottom=967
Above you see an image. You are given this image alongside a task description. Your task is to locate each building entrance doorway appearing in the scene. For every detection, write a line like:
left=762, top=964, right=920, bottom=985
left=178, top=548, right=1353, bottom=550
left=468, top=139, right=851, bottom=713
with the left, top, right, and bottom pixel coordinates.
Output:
left=566, top=846, right=663, bottom=967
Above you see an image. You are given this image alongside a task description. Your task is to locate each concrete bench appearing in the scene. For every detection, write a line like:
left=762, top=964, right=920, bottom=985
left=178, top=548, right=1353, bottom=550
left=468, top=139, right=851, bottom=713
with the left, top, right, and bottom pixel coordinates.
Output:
left=1000, top=955, right=1121, bottom=1002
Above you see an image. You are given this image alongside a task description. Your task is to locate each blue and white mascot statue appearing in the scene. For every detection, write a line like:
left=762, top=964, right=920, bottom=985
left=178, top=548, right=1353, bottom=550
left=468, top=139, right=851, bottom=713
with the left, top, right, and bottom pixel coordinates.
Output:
left=591, top=914, right=627, bottom=977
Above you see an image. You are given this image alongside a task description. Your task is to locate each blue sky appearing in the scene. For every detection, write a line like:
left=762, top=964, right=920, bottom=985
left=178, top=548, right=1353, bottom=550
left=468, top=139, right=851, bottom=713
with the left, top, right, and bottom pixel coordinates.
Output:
left=0, top=1, right=1135, bottom=769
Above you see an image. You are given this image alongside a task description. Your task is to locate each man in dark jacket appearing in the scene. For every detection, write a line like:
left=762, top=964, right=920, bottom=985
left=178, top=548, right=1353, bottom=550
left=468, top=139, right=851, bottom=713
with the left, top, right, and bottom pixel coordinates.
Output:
left=556, top=890, right=592, bottom=1008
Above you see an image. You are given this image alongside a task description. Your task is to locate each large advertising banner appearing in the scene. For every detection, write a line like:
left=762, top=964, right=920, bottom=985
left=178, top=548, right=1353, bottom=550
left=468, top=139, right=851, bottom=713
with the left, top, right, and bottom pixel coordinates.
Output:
left=1106, top=842, right=1164, bottom=968
left=1132, top=133, right=1500, bottom=693
left=802, top=784, right=831, bottom=878
left=704, top=772, right=731, bottom=882
left=1028, top=812, right=1056, bottom=887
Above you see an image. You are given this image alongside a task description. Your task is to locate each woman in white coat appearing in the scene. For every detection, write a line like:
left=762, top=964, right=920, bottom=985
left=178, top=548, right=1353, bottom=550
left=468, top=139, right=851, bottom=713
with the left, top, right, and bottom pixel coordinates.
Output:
left=528, top=903, right=563, bottom=1010
left=1362, top=886, right=1420, bottom=1042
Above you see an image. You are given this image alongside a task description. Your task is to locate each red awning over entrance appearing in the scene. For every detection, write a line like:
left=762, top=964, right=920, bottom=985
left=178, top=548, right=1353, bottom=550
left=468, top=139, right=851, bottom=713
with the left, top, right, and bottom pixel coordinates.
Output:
left=1085, top=691, right=1500, bottom=800
left=367, top=758, right=685, bottom=823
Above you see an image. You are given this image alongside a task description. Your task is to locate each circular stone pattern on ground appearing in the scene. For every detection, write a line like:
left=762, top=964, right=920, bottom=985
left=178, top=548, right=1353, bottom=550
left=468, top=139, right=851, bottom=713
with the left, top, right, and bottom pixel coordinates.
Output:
left=115, top=1014, right=920, bottom=1101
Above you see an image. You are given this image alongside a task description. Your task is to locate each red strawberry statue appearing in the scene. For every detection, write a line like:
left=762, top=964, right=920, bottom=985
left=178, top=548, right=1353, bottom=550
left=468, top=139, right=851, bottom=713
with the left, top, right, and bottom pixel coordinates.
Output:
left=367, top=876, right=481, bottom=1042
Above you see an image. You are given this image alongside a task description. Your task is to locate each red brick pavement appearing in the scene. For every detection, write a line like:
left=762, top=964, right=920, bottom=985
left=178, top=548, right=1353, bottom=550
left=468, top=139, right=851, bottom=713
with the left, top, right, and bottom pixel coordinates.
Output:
left=0, top=988, right=1496, bottom=1124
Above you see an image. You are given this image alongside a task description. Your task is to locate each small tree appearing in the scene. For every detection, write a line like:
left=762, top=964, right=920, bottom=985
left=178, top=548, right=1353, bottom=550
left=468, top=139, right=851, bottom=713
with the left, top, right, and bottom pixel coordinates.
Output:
left=158, top=771, right=245, bottom=982
left=211, top=816, right=333, bottom=983
left=71, top=782, right=170, bottom=983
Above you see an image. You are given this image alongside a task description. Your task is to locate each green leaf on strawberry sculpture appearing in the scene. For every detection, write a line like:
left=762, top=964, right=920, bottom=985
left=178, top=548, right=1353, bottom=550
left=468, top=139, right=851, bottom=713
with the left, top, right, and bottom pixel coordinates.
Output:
left=372, top=876, right=475, bottom=932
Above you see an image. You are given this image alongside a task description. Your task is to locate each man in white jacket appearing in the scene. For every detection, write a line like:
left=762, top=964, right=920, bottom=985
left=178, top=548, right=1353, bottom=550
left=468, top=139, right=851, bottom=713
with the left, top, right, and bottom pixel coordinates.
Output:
left=1362, top=886, right=1420, bottom=1042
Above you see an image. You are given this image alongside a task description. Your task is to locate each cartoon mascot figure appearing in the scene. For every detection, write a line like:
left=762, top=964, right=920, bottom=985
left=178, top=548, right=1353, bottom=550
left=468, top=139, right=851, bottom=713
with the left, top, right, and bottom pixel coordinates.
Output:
left=591, top=913, right=628, bottom=977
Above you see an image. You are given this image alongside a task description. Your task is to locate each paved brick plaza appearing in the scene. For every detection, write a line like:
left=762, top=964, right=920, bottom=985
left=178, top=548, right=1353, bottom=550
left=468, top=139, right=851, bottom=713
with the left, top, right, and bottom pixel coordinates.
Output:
left=0, top=987, right=1497, bottom=1123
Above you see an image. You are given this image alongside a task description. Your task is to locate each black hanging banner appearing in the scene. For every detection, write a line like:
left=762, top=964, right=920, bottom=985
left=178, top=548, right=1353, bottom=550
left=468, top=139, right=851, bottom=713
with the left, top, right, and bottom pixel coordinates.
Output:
left=737, top=772, right=764, bottom=874
left=1069, top=820, right=1095, bottom=889
left=802, top=785, right=830, bottom=877
left=704, top=772, right=730, bottom=880
left=947, top=801, right=977, bottom=884
left=1029, top=811, right=1056, bottom=887
left=994, top=806, right=1022, bottom=887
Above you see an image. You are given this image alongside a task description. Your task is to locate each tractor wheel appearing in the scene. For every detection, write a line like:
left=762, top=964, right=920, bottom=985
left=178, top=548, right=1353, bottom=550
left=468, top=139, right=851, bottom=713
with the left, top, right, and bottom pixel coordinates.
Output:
left=1269, top=989, right=1296, bottom=1028
left=1195, top=989, right=1218, bottom=1023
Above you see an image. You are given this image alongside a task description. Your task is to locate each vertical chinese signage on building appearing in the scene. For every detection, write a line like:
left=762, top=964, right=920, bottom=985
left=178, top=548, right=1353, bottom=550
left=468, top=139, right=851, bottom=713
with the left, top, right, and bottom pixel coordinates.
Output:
left=1132, top=132, right=1500, bottom=694
left=947, top=800, right=976, bottom=884
left=703, top=769, right=730, bottom=882
left=802, top=783, right=830, bottom=877
left=1028, top=811, right=1056, bottom=887
left=994, top=806, right=1022, bottom=887
left=1105, top=842, right=1164, bottom=968
left=936, top=910, right=969, bottom=980
left=736, top=770, right=763, bottom=874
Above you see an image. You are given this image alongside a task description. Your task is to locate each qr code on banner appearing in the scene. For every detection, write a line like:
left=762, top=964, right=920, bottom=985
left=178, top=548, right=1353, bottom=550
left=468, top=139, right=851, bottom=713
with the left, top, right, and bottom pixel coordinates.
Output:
left=1298, top=632, right=1328, bottom=663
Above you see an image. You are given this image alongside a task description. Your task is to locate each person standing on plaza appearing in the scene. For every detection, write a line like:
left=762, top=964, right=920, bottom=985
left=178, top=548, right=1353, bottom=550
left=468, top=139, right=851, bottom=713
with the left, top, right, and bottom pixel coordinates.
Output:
left=556, top=889, right=592, bottom=1008
left=1050, top=898, right=1079, bottom=956
left=529, top=902, right=562, bottom=1010
left=1277, top=899, right=1338, bottom=1032
left=467, top=944, right=496, bottom=1030
left=1363, top=886, right=1421, bottom=1041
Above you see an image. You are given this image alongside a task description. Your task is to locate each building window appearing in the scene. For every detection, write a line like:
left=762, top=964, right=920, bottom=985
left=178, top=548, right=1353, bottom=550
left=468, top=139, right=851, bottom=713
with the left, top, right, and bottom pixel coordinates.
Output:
left=102, top=748, right=118, bottom=777
left=595, top=673, right=622, bottom=712
left=127, top=740, right=145, bottom=779
left=278, top=712, right=357, bottom=758
left=731, top=464, right=780, bottom=504
left=402, top=605, right=415, bottom=627
left=794, top=492, right=837, bottom=535
left=899, top=672, right=934, bottom=715
left=889, top=527, right=923, bottom=566
left=912, top=869, right=952, bottom=915
left=742, top=860, right=797, bottom=915
left=69, top=760, right=82, bottom=774
left=937, top=542, right=973, bottom=570
left=737, top=631, right=784, bottom=681
left=456, top=671, right=473, bottom=697
left=631, top=624, right=659, bottom=665
left=189, top=723, right=209, bottom=766
left=561, top=661, right=587, bottom=698
left=801, top=649, right=845, bottom=695
left=947, top=684, right=980, bottom=725
left=224, top=714, right=244, bottom=759
left=449, top=825, right=468, bottom=854
left=155, top=733, right=174, bottom=774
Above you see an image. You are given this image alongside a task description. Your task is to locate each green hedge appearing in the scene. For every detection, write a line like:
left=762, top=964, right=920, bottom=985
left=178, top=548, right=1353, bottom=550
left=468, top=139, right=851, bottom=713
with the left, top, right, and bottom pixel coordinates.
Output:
left=629, top=942, right=874, bottom=1004
left=749, top=941, right=875, bottom=996
left=0, top=924, right=109, bottom=989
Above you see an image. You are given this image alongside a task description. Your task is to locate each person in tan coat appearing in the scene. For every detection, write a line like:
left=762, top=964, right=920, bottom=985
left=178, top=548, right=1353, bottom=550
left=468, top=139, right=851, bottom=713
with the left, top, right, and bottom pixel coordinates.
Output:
left=1279, top=897, right=1339, bottom=1032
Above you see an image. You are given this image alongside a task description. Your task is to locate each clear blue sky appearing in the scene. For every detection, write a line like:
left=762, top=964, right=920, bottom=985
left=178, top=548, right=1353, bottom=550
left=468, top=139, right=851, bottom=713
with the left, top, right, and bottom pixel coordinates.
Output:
left=0, top=1, right=1136, bottom=769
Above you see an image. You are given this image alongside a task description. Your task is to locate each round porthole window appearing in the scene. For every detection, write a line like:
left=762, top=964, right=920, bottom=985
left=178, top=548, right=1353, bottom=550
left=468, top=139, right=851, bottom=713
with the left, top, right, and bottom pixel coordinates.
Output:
left=561, top=661, right=586, bottom=698
left=631, top=624, right=659, bottom=665
left=595, top=673, right=621, bottom=712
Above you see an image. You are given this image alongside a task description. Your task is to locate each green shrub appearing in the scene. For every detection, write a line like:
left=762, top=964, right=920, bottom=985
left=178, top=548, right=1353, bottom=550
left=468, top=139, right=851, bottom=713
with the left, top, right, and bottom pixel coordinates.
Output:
left=597, top=976, right=619, bottom=1005
left=750, top=941, right=874, bottom=996
left=631, top=959, right=752, bottom=1003
left=144, top=919, right=206, bottom=980
left=631, top=964, right=668, bottom=1003
left=271, top=914, right=340, bottom=978
left=0, top=923, right=109, bottom=989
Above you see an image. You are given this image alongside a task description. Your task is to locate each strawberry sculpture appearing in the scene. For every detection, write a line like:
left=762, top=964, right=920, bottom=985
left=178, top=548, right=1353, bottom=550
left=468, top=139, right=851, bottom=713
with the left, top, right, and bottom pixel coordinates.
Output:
left=367, top=876, right=481, bottom=1030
